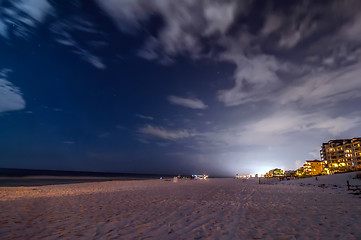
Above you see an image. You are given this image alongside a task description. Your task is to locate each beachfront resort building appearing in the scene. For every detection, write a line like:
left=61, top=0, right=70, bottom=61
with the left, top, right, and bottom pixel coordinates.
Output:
left=294, top=160, right=323, bottom=177
left=284, top=170, right=296, bottom=177
left=320, top=138, right=361, bottom=173
left=303, top=160, right=323, bottom=175
left=268, top=168, right=284, bottom=177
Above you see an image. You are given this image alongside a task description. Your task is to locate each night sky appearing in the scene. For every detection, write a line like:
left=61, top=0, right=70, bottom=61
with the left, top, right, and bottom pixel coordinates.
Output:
left=1, top=0, right=361, bottom=176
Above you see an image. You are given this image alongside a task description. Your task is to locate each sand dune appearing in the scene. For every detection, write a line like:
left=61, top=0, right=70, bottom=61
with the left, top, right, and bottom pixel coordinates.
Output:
left=1, top=177, right=361, bottom=239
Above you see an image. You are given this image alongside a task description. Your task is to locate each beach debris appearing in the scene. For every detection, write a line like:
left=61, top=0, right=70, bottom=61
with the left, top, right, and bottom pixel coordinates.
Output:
left=168, top=223, right=176, bottom=234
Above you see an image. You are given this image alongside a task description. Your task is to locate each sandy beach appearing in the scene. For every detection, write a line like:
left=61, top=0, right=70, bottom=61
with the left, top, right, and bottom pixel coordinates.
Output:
left=1, top=175, right=361, bottom=239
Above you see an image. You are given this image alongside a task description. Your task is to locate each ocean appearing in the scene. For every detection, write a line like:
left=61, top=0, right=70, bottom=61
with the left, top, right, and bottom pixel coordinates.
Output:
left=0, top=168, right=172, bottom=187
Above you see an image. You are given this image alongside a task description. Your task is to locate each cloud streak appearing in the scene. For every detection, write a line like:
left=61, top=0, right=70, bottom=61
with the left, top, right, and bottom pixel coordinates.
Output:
left=51, top=17, right=107, bottom=69
left=0, top=0, right=53, bottom=39
left=244, top=111, right=361, bottom=137
left=0, top=69, right=25, bottom=113
left=135, top=114, right=154, bottom=120
left=168, top=95, right=208, bottom=109
left=95, top=0, right=249, bottom=62
left=139, top=125, right=195, bottom=140
left=217, top=54, right=287, bottom=106
left=279, top=62, right=361, bottom=107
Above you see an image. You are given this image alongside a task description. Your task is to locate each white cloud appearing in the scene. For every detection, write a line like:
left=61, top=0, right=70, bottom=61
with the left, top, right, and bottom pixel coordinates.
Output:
left=51, top=18, right=107, bottom=69
left=0, top=70, right=25, bottom=113
left=139, top=125, right=194, bottom=140
left=261, top=14, right=283, bottom=36
left=217, top=54, right=285, bottom=106
left=245, top=111, right=361, bottom=136
left=0, top=0, right=53, bottom=39
left=311, top=116, right=361, bottom=136
left=203, top=1, right=238, bottom=36
left=341, top=14, right=361, bottom=42
left=135, top=114, right=154, bottom=120
left=276, top=2, right=320, bottom=49
left=322, top=57, right=335, bottom=66
left=191, top=109, right=361, bottom=152
left=95, top=0, right=248, bottom=62
left=168, top=95, right=208, bottom=109
left=74, top=48, right=106, bottom=69
left=94, top=0, right=151, bottom=33
left=278, top=30, right=303, bottom=49
left=0, top=21, right=6, bottom=38
left=280, top=62, right=361, bottom=106
left=217, top=45, right=361, bottom=108
left=15, top=0, right=53, bottom=22
left=142, top=1, right=202, bottom=58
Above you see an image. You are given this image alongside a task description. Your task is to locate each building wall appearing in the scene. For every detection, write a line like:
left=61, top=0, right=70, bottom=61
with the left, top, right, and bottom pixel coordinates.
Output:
left=320, top=138, right=361, bottom=173
left=268, top=168, right=283, bottom=177
left=304, top=160, right=323, bottom=175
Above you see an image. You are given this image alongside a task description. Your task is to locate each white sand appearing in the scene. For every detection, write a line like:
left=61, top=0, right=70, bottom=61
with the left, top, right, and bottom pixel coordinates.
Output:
left=280, top=171, right=361, bottom=188
left=1, top=175, right=361, bottom=239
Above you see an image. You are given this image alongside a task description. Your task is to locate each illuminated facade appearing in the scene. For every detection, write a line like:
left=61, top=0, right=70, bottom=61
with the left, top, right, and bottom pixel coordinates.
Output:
left=320, top=138, right=361, bottom=173
left=295, top=167, right=305, bottom=176
left=284, top=170, right=296, bottom=177
left=268, top=168, right=284, bottom=177
left=303, top=160, right=323, bottom=175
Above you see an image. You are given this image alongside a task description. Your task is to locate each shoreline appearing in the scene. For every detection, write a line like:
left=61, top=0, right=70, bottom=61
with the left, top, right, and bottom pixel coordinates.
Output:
left=0, top=176, right=159, bottom=187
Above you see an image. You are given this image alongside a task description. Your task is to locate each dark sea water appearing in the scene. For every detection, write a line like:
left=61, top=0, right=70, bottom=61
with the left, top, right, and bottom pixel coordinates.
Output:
left=0, top=177, right=150, bottom=187
left=0, top=168, right=173, bottom=187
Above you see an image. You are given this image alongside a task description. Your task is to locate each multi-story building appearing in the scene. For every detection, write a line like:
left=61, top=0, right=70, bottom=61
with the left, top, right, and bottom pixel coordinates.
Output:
left=284, top=170, right=296, bottom=177
left=268, top=168, right=284, bottom=177
left=303, top=160, right=323, bottom=175
left=320, top=138, right=361, bottom=173
left=295, top=167, right=305, bottom=177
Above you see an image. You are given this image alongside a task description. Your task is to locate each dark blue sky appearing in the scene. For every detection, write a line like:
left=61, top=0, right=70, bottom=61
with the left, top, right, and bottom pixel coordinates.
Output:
left=1, top=0, right=361, bottom=176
